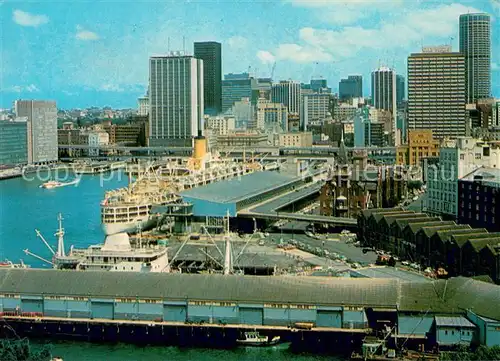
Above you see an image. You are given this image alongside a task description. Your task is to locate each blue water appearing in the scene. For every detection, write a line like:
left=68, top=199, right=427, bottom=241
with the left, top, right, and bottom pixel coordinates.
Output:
left=0, top=172, right=336, bottom=360
left=0, top=169, right=128, bottom=267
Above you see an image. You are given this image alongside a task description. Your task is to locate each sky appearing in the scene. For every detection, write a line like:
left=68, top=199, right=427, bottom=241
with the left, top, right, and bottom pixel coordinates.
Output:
left=1, top=0, right=499, bottom=110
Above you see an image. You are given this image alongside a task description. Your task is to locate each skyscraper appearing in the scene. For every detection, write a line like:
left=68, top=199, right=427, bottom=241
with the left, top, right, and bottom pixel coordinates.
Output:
left=271, top=80, right=301, bottom=116
left=194, top=41, right=222, bottom=114
left=371, top=68, right=397, bottom=144
left=407, top=46, right=466, bottom=138
left=222, top=73, right=257, bottom=113
left=396, top=75, right=405, bottom=106
left=14, top=100, right=57, bottom=164
left=149, top=53, right=204, bottom=147
left=459, top=13, right=491, bottom=103
left=339, top=75, right=362, bottom=101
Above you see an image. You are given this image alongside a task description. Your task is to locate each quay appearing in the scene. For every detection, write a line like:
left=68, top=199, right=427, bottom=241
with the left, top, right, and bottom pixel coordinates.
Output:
left=1, top=269, right=499, bottom=352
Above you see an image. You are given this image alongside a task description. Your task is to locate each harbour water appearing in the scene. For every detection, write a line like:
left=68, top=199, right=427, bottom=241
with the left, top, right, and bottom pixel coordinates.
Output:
left=0, top=171, right=337, bottom=360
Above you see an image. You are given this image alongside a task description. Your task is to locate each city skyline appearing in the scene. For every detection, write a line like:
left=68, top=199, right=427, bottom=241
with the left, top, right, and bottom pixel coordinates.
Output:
left=2, top=0, right=499, bottom=109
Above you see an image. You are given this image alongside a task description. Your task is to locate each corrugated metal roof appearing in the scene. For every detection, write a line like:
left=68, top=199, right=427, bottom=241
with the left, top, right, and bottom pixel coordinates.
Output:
left=408, top=221, right=454, bottom=234
left=180, top=171, right=298, bottom=204
left=435, top=316, right=476, bottom=328
left=1, top=271, right=499, bottom=321
left=351, top=267, right=430, bottom=283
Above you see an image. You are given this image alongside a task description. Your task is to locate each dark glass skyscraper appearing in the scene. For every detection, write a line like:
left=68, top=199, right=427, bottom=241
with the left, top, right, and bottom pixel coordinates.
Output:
left=459, top=13, right=491, bottom=103
left=339, top=75, right=362, bottom=101
left=396, top=74, right=405, bottom=106
left=194, top=41, right=222, bottom=114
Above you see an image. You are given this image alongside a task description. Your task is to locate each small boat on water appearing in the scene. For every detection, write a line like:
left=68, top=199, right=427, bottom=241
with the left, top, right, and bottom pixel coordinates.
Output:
left=40, top=179, right=80, bottom=189
left=236, top=331, right=281, bottom=347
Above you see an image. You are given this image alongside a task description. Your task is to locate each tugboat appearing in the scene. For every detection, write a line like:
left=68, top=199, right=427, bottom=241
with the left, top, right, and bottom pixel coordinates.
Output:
left=40, top=178, right=79, bottom=189
left=236, top=331, right=281, bottom=347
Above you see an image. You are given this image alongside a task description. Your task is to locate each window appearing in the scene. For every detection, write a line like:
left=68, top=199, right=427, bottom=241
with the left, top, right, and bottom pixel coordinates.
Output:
left=445, top=330, right=448, bottom=335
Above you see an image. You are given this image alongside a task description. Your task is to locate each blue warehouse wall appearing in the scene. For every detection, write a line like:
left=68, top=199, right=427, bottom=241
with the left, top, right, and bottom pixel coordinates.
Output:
left=264, top=307, right=290, bottom=326
left=212, top=305, right=239, bottom=324
left=66, top=300, right=90, bottom=318
left=115, top=302, right=138, bottom=320
left=467, top=310, right=500, bottom=347
left=239, top=307, right=263, bottom=325
left=289, top=308, right=316, bottom=323
left=1, top=297, right=21, bottom=311
left=436, top=327, right=474, bottom=346
left=138, top=302, right=163, bottom=321
left=344, top=309, right=368, bottom=329
left=21, top=296, right=43, bottom=313
left=188, top=304, right=212, bottom=322
left=398, top=314, right=434, bottom=336
left=184, top=197, right=236, bottom=217
left=163, top=303, right=187, bottom=322
left=316, top=310, right=342, bottom=328
left=44, top=299, right=67, bottom=318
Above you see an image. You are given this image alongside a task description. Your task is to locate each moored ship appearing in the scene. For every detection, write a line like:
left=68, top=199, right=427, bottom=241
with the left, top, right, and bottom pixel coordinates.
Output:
left=101, top=137, right=264, bottom=235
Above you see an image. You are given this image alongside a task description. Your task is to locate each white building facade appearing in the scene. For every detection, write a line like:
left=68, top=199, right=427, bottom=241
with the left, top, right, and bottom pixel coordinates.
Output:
left=205, top=115, right=236, bottom=135
left=256, top=98, right=288, bottom=131
left=149, top=53, right=204, bottom=147
left=88, top=131, right=110, bottom=157
left=426, top=137, right=500, bottom=218
left=301, top=93, right=331, bottom=129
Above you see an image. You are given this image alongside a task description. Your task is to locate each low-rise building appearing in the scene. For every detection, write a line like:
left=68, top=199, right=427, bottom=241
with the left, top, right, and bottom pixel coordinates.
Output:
left=88, top=130, right=109, bottom=157
left=458, top=167, right=500, bottom=232
left=434, top=316, right=476, bottom=348
left=205, top=115, right=236, bottom=135
left=277, top=132, right=313, bottom=148
left=216, top=131, right=268, bottom=148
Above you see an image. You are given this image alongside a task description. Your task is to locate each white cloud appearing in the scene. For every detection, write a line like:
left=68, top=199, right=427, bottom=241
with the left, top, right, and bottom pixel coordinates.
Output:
left=76, top=25, right=99, bottom=41
left=3, top=84, right=40, bottom=93
left=99, top=84, right=124, bottom=92
left=263, top=3, right=482, bottom=65
left=12, top=10, right=48, bottom=27
left=227, top=36, right=248, bottom=49
left=257, top=50, right=276, bottom=64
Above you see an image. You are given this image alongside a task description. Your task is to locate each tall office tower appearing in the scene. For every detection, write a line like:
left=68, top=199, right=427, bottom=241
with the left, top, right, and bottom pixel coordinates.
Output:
left=222, top=73, right=257, bottom=113
left=459, top=13, right=491, bottom=103
left=149, top=53, right=204, bottom=147
left=339, top=75, right=362, bottom=101
left=271, top=80, right=301, bottom=118
left=408, top=46, right=466, bottom=138
left=194, top=41, right=222, bottom=115
left=396, top=75, right=405, bottom=106
left=14, top=100, right=57, bottom=164
left=371, top=68, right=397, bottom=144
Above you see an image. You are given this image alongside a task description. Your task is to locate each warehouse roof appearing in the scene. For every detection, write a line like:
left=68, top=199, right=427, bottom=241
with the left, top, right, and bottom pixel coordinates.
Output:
left=407, top=221, right=455, bottom=234
left=350, top=267, right=431, bottom=283
left=435, top=316, right=476, bottom=328
left=450, top=232, right=494, bottom=247
left=395, top=217, right=441, bottom=232
left=180, top=171, right=298, bottom=204
left=361, top=208, right=404, bottom=220
left=0, top=270, right=499, bottom=320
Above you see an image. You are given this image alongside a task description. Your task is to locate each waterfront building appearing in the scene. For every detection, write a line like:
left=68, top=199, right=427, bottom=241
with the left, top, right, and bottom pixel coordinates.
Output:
left=277, top=132, right=313, bottom=148
left=205, top=115, right=236, bottom=135
left=460, top=13, right=491, bottom=103
left=222, top=73, right=257, bottom=113
left=396, top=75, right=405, bottom=106
left=216, top=131, right=268, bottom=148
left=426, top=138, right=500, bottom=218
left=458, top=167, right=499, bottom=232
left=102, top=120, right=148, bottom=146
left=300, top=93, right=331, bottom=130
left=371, top=67, right=397, bottom=144
left=396, top=129, right=440, bottom=166
left=271, top=81, right=301, bottom=124
left=149, top=53, right=204, bottom=147
left=14, top=100, right=58, bottom=164
left=194, top=41, right=222, bottom=115
left=0, top=119, right=27, bottom=166
left=88, top=130, right=109, bottom=157
left=339, top=75, right=362, bottom=101
left=256, top=97, right=288, bottom=131
left=137, top=95, right=149, bottom=116
left=408, top=47, right=466, bottom=138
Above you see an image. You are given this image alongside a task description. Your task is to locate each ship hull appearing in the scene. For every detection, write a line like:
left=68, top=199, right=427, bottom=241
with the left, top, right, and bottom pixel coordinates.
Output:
left=101, top=216, right=157, bottom=236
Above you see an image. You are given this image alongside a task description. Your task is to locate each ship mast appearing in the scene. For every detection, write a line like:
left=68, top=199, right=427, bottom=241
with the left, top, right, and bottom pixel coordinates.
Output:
left=223, top=210, right=232, bottom=275
left=55, top=213, right=66, bottom=257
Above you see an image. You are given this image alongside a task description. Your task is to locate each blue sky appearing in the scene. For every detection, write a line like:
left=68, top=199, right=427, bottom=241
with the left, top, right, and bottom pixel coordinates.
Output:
left=1, top=0, right=499, bottom=109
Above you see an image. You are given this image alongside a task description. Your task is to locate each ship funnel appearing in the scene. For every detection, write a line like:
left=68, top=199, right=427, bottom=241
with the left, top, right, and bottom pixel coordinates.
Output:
left=193, top=136, right=207, bottom=160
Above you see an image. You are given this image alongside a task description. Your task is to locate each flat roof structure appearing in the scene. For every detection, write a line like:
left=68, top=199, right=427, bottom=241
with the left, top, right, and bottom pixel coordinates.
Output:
left=350, top=267, right=431, bottom=283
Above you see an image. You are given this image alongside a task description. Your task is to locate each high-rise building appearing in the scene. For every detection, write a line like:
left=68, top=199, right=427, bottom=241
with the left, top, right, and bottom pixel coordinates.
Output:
left=194, top=41, right=222, bottom=115
left=0, top=119, right=28, bottom=166
left=371, top=68, right=397, bottom=144
left=138, top=95, right=149, bottom=116
left=222, top=73, right=257, bottom=113
left=459, top=13, right=491, bottom=103
left=14, top=100, right=58, bottom=164
left=300, top=93, right=331, bottom=129
left=339, top=75, right=362, bottom=101
left=256, top=98, right=288, bottom=131
left=408, top=46, right=466, bottom=138
left=271, top=81, right=301, bottom=127
left=396, top=75, right=405, bottom=106
left=149, top=53, right=204, bottom=147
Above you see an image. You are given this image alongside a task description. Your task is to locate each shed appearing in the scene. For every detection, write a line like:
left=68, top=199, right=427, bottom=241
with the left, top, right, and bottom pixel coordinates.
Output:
left=434, top=316, right=476, bottom=347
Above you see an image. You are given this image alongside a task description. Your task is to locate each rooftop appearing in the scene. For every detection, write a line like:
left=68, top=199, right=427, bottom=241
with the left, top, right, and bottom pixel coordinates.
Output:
left=461, top=167, right=500, bottom=187
left=435, top=316, right=476, bottom=328
left=180, top=171, right=299, bottom=204
left=350, top=267, right=431, bottom=283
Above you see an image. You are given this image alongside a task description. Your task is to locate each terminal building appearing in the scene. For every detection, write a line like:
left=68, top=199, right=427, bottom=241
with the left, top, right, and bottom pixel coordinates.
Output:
left=0, top=269, right=499, bottom=350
